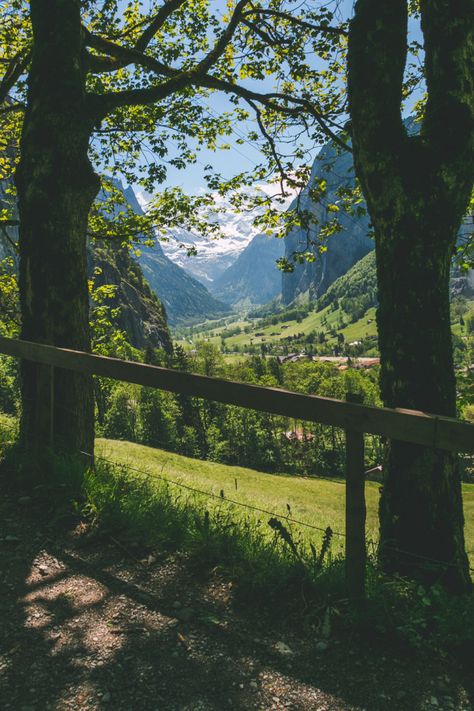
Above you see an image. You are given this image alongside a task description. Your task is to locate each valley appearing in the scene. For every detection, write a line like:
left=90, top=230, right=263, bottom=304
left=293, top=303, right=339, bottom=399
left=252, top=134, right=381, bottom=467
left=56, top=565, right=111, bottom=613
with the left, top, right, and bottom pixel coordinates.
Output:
left=175, top=304, right=379, bottom=357
left=2, top=4, right=474, bottom=708
left=174, top=247, right=474, bottom=365
left=125, top=130, right=473, bottom=365
left=175, top=297, right=474, bottom=361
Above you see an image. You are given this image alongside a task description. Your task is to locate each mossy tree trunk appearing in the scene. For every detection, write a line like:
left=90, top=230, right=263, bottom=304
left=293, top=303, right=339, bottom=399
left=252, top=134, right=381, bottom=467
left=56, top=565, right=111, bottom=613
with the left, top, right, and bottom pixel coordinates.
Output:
left=348, top=0, right=473, bottom=590
left=15, top=0, right=99, bottom=460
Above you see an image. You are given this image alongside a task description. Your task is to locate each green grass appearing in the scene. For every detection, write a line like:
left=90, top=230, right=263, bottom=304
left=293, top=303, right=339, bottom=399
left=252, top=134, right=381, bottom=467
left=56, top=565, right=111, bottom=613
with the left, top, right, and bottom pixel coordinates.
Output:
left=176, top=298, right=474, bottom=355
left=175, top=305, right=379, bottom=352
left=175, top=319, right=249, bottom=349
left=0, top=413, right=18, bottom=453
left=84, top=440, right=351, bottom=606
left=96, top=438, right=474, bottom=563
left=3, top=428, right=474, bottom=640
left=85, top=443, right=474, bottom=648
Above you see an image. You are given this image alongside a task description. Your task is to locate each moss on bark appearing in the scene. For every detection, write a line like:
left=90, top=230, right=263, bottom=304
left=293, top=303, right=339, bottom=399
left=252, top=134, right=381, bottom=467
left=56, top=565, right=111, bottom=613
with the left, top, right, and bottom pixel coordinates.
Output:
left=347, top=0, right=473, bottom=590
left=16, top=0, right=99, bottom=458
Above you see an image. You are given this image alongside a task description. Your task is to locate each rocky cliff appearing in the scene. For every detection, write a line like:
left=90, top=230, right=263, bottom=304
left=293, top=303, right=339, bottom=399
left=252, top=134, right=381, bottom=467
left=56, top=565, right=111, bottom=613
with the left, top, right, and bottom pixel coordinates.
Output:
left=210, top=232, right=285, bottom=307
left=0, top=178, right=172, bottom=351
left=90, top=241, right=172, bottom=351
left=282, top=141, right=373, bottom=305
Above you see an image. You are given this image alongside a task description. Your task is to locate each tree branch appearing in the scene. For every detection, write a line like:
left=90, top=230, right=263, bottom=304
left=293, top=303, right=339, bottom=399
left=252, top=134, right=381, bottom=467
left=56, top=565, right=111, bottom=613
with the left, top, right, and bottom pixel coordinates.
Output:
left=85, top=30, right=146, bottom=73
left=241, top=18, right=287, bottom=47
left=421, top=0, right=474, bottom=194
left=85, top=2, right=349, bottom=152
left=242, top=8, right=348, bottom=36
left=196, top=75, right=350, bottom=152
left=134, top=0, right=187, bottom=52
left=0, top=48, right=30, bottom=105
left=194, top=0, right=250, bottom=75
left=86, top=0, right=248, bottom=76
left=86, top=0, right=187, bottom=73
left=87, top=0, right=251, bottom=114
left=247, top=98, right=289, bottom=191
left=87, top=34, right=349, bottom=152
left=88, top=71, right=197, bottom=117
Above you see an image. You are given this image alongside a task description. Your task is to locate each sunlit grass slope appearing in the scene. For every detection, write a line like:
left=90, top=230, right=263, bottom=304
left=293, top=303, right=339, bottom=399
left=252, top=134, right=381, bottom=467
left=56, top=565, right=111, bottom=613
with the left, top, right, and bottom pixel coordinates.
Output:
left=176, top=300, right=474, bottom=355
left=175, top=307, right=378, bottom=352
left=96, top=438, right=474, bottom=562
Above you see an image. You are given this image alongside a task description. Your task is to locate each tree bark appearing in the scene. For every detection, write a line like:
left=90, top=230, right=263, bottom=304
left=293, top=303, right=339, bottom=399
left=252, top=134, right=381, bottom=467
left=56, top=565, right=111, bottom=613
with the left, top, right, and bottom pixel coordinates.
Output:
left=348, top=0, right=473, bottom=591
left=375, top=207, right=470, bottom=591
left=15, top=0, right=99, bottom=460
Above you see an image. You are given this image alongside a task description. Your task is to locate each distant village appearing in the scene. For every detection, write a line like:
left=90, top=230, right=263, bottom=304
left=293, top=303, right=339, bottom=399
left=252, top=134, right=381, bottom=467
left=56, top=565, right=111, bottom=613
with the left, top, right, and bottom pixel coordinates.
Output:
left=276, top=353, right=380, bottom=370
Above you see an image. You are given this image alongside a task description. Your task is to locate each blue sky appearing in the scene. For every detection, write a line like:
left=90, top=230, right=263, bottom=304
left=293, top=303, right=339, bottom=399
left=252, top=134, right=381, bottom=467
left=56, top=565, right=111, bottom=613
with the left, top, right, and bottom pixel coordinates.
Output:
left=109, top=0, right=353, bottom=193
left=113, top=0, right=424, bottom=195
left=161, top=93, right=270, bottom=193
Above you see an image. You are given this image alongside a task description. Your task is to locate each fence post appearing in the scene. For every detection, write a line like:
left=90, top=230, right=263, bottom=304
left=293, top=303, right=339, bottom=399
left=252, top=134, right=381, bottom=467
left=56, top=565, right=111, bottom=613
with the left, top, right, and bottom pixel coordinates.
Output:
left=345, top=391, right=366, bottom=602
left=49, top=365, right=54, bottom=451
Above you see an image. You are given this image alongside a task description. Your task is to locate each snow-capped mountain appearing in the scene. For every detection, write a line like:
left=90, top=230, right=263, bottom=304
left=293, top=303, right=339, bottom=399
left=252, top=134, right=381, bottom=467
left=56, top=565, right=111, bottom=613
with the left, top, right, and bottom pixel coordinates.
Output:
left=138, top=186, right=295, bottom=286
left=162, top=202, right=261, bottom=284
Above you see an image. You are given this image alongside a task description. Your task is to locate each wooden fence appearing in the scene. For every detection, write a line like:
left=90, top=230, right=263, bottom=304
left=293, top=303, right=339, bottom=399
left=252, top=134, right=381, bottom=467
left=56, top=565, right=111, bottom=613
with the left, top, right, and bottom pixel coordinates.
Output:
left=1, top=335, right=473, bottom=599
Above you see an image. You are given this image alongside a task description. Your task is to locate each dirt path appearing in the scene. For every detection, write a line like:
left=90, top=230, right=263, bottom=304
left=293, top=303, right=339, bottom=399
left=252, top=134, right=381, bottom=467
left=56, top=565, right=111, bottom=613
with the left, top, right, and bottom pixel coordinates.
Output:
left=0, top=493, right=472, bottom=711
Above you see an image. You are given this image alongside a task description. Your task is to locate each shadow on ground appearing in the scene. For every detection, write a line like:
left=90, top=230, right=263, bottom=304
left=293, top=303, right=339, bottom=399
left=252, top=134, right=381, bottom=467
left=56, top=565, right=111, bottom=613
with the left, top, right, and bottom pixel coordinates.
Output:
left=0, top=493, right=472, bottom=711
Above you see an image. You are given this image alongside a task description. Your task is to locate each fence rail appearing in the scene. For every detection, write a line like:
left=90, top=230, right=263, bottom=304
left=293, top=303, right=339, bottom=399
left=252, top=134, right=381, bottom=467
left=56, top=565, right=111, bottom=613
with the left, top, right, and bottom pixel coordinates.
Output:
left=1, top=334, right=473, bottom=600
left=1, top=336, right=473, bottom=452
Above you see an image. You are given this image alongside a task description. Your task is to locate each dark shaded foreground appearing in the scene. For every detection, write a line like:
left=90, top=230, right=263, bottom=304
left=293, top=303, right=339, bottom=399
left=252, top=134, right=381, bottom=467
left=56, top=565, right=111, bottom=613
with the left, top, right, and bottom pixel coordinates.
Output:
left=0, top=493, right=472, bottom=711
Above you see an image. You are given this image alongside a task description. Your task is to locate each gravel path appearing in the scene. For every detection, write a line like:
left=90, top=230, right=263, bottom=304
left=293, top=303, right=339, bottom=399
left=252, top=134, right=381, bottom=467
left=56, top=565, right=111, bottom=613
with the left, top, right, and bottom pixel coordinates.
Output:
left=0, top=493, right=472, bottom=711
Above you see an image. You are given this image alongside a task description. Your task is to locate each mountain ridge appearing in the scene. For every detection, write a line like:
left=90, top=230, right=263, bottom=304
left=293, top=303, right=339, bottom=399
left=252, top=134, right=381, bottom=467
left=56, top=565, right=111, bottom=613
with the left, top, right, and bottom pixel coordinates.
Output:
left=282, top=141, right=373, bottom=304
left=122, top=187, right=232, bottom=325
left=210, top=232, right=285, bottom=307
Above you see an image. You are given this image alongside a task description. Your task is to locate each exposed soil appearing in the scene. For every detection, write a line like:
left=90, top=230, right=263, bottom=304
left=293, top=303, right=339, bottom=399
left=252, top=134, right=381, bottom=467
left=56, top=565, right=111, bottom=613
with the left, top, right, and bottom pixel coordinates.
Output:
left=0, top=492, right=472, bottom=711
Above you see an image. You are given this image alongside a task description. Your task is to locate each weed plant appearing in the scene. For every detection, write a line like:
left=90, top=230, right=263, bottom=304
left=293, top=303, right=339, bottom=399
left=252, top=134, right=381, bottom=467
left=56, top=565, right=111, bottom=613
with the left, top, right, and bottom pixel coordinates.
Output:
left=83, top=458, right=346, bottom=609
left=81, top=458, right=474, bottom=656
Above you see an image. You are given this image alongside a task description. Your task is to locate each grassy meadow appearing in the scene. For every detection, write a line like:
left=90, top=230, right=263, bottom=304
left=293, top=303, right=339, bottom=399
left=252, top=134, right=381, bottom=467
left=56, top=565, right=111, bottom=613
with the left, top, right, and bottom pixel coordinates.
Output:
left=176, top=306, right=379, bottom=353
left=175, top=296, right=474, bottom=358
left=96, top=438, right=474, bottom=564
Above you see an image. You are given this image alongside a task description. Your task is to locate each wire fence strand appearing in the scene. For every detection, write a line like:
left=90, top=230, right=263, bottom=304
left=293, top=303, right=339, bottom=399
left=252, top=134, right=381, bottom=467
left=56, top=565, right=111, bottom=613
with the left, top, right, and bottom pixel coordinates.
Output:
left=81, top=449, right=474, bottom=574
left=80, top=450, right=346, bottom=538
left=1, top=417, right=473, bottom=574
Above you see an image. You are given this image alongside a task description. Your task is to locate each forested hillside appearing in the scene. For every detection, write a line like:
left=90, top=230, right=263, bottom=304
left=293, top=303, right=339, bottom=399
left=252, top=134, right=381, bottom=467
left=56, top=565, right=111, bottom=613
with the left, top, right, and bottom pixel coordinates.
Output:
left=316, top=250, right=377, bottom=317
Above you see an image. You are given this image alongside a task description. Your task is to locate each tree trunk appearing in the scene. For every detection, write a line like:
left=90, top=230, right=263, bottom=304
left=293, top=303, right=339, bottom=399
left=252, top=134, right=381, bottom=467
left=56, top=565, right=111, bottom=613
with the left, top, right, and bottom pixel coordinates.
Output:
left=15, top=0, right=99, bottom=460
left=375, top=209, right=471, bottom=591
left=347, top=0, right=473, bottom=591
